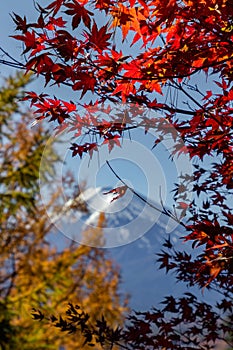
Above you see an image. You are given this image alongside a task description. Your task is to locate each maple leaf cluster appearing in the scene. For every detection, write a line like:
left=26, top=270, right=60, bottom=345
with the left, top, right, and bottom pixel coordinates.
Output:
left=32, top=294, right=233, bottom=349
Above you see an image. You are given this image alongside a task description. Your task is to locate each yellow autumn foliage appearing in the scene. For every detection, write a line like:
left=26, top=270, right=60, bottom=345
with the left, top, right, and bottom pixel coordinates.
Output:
left=0, top=73, right=128, bottom=350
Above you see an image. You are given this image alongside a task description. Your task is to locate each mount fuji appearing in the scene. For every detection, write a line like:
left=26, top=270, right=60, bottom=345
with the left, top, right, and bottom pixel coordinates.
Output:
left=54, top=187, right=219, bottom=311
left=59, top=186, right=181, bottom=247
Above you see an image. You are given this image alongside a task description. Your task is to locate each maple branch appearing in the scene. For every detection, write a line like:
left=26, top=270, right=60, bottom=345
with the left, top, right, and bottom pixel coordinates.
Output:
left=175, top=82, right=204, bottom=111
left=183, top=82, right=205, bottom=98
left=0, top=46, right=73, bottom=88
left=0, top=47, right=220, bottom=122
left=0, top=47, right=24, bottom=66
left=106, top=160, right=187, bottom=229
left=170, top=328, right=207, bottom=350
left=95, top=85, right=197, bottom=116
left=173, top=81, right=224, bottom=126
left=131, top=97, right=197, bottom=116
left=88, top=53, right=233, bottom=82
left=210, top=282, right=233, bottom=297
left=0, top=58, right=24, bottom=69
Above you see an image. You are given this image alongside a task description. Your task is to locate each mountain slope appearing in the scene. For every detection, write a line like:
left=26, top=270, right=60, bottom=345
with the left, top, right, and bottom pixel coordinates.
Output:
left=54, top=187, right=219, bottom=310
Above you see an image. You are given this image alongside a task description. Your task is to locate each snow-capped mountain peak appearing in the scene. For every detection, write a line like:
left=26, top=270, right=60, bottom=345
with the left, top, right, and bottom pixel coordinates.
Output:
left=55, top=186, right=182, bottom=249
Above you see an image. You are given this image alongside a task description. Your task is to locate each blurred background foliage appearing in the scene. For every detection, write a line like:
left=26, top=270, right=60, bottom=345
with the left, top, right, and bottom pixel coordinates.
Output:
left=0, top=72, right=128, bottom=350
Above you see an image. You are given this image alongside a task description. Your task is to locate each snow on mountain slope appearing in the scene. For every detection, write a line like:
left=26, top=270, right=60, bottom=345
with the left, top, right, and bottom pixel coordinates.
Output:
left=58, top=186, right=180, bottom=249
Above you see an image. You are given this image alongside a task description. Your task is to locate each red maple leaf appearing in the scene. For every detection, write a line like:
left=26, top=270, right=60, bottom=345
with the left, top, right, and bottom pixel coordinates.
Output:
left=11, top=31, right=37, bottom=54
left=103, top=186, right=128, bottom=202
left=72, top=73, right=96, bottom=98
left=84, top=22, right=111, bottom=51
left=46, top=0, right=64, bottom=16
left=102, top=135, right=121, bottom=152
left=64, top=2, right=93, bottom=29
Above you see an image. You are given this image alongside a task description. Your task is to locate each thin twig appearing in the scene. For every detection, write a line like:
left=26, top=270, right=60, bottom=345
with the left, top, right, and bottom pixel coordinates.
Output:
left=106, top=160, right=187, bottom=228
